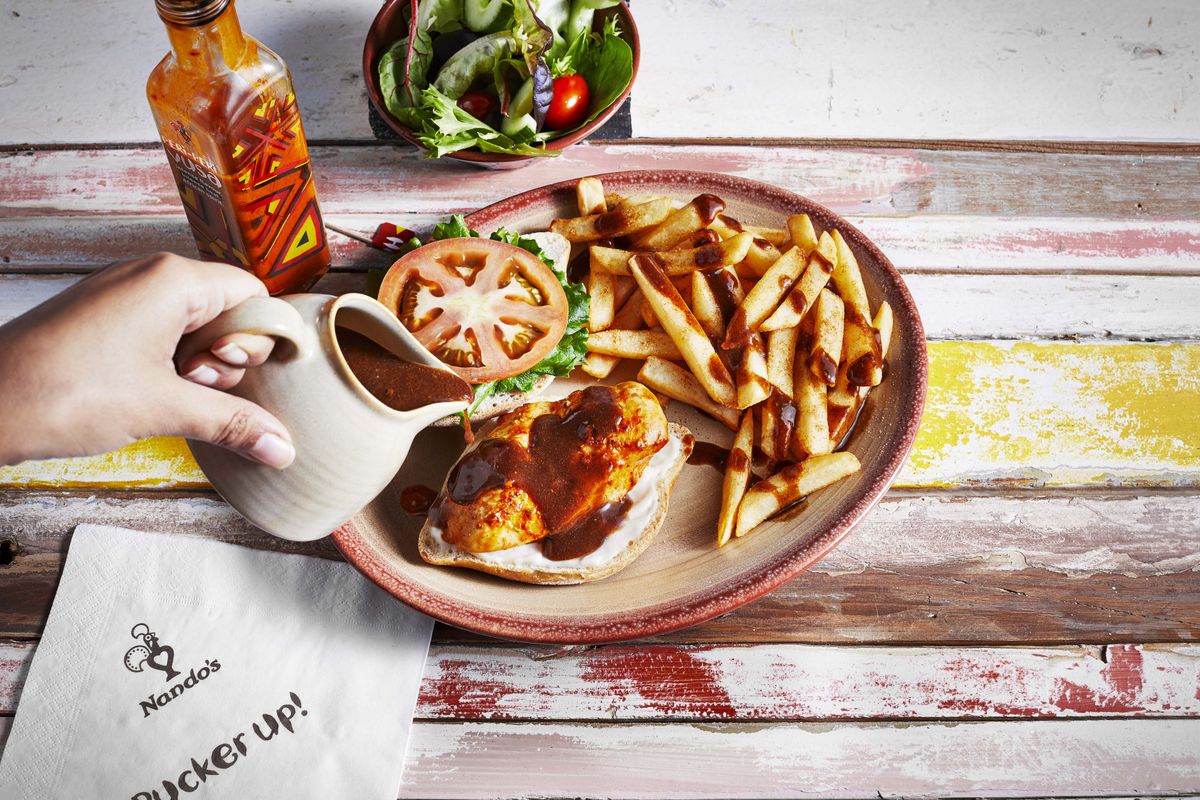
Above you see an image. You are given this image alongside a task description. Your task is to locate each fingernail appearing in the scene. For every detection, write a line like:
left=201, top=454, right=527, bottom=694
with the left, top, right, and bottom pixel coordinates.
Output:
left=213, top=343, right=250, bottom=365
left=183, top=364, right=220, bottom=386
left=249, top=433, right=295, bottom=469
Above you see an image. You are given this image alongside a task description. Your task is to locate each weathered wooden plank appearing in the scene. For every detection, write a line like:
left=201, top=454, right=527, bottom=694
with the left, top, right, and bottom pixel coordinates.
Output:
left=0, top=215, right=405, bottom=273
left=3, top=145, right=1199, bottom=219
left=635, top=1, right=1200, bottom=143
left=2, top=491, right=1197, bottom=644
left=3, top=1, right=1198, bottom=145
left=8, top=272, right=1200, bottom=341
left=2, top=342, right=1196, bottom=489
left=0, top=715, right=1194, bottom=798
left=0, top=0, right=379, bottom=145
left=906, top=341, right=1200, bottom=488
left=5, top=215, right=1199, bottom=276
left=3, top=640, right=1197, bottom=720
left=424, top=643, right=1200, bottom=721
left=395, top=719, right=1200, bottom=799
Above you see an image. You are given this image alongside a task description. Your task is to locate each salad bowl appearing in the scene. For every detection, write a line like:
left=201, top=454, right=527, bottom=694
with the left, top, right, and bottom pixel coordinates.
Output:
left=364, top=0, right=639, bottom=168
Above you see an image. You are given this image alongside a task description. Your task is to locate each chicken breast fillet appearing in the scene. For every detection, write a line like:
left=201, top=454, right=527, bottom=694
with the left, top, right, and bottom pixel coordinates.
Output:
left=438, top=382, right=669, bottom=553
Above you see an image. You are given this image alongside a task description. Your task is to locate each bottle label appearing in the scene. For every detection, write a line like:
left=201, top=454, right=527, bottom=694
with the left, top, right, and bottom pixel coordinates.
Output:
left=163, top=133, right=248, bottom=266
left=163, top=89, right=329, bottom=292
left=227, top=90, right=327, bottom=284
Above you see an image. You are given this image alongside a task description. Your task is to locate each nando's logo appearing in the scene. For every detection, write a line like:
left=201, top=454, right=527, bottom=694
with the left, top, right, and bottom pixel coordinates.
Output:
left=123, top=623, right=222, bottom=719
left=124, top=623, right=179, bottom=680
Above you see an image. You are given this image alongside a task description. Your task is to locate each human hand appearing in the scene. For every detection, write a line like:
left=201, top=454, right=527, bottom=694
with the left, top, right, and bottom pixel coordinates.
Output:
left=0, top=253, right=295, bottom=468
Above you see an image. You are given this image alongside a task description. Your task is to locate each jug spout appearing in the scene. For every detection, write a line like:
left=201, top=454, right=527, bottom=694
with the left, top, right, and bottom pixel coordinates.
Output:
left=410, top=400, right=469, bottom=428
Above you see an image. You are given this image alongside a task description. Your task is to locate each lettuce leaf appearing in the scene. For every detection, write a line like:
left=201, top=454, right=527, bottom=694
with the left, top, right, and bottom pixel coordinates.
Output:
left=392, top=85, right=554, bottom=158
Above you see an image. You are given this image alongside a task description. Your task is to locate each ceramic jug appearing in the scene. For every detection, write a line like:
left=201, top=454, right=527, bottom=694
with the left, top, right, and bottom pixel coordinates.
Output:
left=176, top=293, right=468, bottom=541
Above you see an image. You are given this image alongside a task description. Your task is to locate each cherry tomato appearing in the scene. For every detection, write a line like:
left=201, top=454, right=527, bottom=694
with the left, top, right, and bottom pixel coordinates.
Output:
left=377, top=238, right=569, bottom=383
left=544, top=74, right=590, bottom=131
left=457, top=91, right=496, bottom=121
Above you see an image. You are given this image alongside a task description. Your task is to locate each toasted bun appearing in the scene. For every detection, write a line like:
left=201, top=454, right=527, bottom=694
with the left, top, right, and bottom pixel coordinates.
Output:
left=419, top=423, right=694, bottom=584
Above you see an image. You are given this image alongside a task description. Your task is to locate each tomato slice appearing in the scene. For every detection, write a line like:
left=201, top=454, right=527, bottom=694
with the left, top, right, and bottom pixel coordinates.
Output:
left=377, top=238, right=568, bottom=384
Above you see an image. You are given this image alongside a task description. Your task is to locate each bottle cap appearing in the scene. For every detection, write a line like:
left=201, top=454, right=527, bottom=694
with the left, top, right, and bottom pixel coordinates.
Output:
left=155, top=0, right=231, bottom=26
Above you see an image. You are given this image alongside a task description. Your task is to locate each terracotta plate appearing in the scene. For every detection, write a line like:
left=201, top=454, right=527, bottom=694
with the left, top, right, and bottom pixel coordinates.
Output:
left=332, top=171, right=927, bottom=643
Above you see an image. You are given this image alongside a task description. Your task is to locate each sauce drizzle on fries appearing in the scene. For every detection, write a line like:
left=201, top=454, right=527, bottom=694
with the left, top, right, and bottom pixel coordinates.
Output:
left=552, top=180, right=894, bottom=545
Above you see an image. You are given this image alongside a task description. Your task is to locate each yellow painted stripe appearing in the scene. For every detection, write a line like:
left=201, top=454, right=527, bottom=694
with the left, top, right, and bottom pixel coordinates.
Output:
left=900, top=341, right=1200, bottom=487
left=0, top=437, right=207, bottom=489
left=1, top=342, right=1198, bottom=490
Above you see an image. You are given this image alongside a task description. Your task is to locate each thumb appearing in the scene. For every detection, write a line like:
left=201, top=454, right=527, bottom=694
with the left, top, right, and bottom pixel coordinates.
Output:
left=166, top=380, right=295, bottom=469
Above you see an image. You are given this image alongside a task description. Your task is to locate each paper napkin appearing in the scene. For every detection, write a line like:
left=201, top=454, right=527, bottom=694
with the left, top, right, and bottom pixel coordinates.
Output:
left=0, top=524, right=432, bottom=799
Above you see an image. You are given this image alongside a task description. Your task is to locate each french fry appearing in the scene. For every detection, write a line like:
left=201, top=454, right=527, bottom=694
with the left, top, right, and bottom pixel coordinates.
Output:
left=578, top=179, right=618, bottom=331
left=551, top=197, right=672, bottom=242
left=736, top=334, right=771, bottom=409
left=828, top=301, right=894, bottom=446
left=794, top=318, right=832, bottom=458
left=765, top=327, right=799, bottom=396
left=759, top=242, right=837, bottom=332
left=809, top=288, right=845, bottom=386
left=734, top=452, right=861, bottom=537
left=717, top=412, right=754, bottom=546
left=708, top=214, right=745, bottom=241
left=832, top=230, right=882, bottom=387
left=721, top=245, right=807, bottom=349
left=690, top=271, right=726, bottom=340
left=588, top=272, right=617, bottom=331
left=814, top=229, right=838, bottom=266
left=709, top=216, right=785, bottom=246
left=759, top=390, right=797, bottom=463
left=588, top=329, right=683, bottom=361
left=581, top=352, right=617, bottom=379
left=740, top=236, right=783, bottom=277
left=874, top=300, right=894, bottom=363
left=742, top=224, right=788, bottom=248
left=826, top=364, right=859, bottom=450
left=787, top=214, right=818, bottom=255
left=576, top=177, right=607, bottom=216
left=581, top=291, right=646, bottom=379
left=590, top=232, right=754, bottom=276
left=759, top=402, right=777, bottom=462
left=631, top=193, right=726, bottom=251
left=629, top=255, right=738, bottom=408
left=688, top=228, right=720, bottom=248
left=637, top=357, right=740, bottom=430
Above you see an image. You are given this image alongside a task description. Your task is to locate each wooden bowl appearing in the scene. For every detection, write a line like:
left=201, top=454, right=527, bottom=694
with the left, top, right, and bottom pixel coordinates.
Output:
left=332, top=171, right=928, bottom=643
left=362, top=1, right=640, bottom=169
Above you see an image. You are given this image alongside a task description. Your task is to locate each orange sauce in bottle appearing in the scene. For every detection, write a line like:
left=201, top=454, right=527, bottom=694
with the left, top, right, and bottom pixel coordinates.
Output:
left=146, top=0, right=330, bottom=294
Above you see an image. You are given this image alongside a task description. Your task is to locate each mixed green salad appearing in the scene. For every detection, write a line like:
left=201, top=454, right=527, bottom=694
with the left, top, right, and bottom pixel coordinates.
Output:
left=378, top=0, right=633, bottom=157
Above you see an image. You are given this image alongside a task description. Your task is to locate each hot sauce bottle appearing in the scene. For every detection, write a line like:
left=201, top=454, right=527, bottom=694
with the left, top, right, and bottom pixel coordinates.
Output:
left=147, top=0, right=330, bottom=294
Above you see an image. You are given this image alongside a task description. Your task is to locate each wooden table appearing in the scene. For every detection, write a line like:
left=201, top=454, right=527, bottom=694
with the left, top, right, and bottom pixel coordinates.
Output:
left=2, top=1, right=1199, bottom=796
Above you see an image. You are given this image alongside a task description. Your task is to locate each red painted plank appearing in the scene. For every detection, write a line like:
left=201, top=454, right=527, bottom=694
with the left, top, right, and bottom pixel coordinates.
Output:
left=3, top=641, right=1198, bottom=721
left=3, top=145, right=1197, bottom=220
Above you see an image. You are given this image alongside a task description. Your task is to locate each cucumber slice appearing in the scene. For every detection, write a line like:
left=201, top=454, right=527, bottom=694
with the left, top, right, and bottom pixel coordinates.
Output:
left=464, top=0, right=514, bottom=34
left=509, top=76, right=535, bottom=118
left=500, top=112, right=537, bottom=138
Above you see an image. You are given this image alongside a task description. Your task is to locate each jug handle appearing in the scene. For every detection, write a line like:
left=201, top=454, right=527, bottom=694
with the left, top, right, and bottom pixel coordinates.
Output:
left=175, top=296, right=312, bottom=368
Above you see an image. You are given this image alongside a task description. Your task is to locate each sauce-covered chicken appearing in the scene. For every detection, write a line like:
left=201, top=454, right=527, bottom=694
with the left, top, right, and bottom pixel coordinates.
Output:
left=434, top=382, right=669, bottom=554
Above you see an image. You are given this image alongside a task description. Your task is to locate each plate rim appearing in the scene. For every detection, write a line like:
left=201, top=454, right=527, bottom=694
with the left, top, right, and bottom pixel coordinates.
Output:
left=332, top=169, right=928, bottom=644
